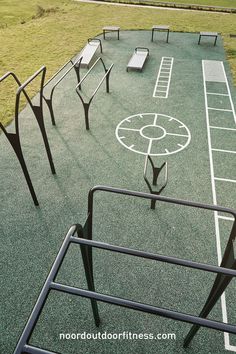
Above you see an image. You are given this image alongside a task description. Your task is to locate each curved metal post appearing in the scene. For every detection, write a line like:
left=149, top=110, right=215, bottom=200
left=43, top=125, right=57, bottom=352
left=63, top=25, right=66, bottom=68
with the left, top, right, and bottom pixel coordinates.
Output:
left=75, top=58, right=114, bottom=130
left=0, top=67, right=56, bottom=205
left=43, top=57, right=82, bottom=125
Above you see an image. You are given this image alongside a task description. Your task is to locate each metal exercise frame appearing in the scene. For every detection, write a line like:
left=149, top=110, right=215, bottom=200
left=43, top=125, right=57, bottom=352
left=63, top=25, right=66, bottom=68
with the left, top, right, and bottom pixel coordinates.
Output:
left=0, top=67, right=56, bottom=206
left=43, top=56, right=82, bottom=126
left=14, top=186, right=236, bottom=353
left=75, top=58, right=114, bottom=130
left=143, top=155, right=168, bottom=209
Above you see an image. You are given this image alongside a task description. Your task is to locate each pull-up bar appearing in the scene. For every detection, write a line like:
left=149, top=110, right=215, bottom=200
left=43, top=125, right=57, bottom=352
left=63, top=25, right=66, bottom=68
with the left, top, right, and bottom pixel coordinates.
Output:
left=43, top=56, right=82, bottom=125
left=14, top=186, right=236, bottom=353
left=0, top=67, right=56, bottom=206
left=75, top=57, right=114, bottom=130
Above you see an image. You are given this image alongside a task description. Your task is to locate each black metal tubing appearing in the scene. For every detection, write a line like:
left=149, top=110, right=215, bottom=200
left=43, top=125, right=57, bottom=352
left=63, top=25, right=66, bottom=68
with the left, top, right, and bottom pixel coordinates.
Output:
left=43, top=57, right=82, bottom=125
left=75, top=58, right=114, bottom=130
left=87, top=185, right=236, bottom=240
left=88, top=38, right=103, bottom=54
left=135, top=47, right=150, bottom=56
left=151, top=27, right=169, bottom=43
left=14, top=225, right=79, bottom=354
left=14, top=212, right=236, bottom=353
left=0, top=67, right=56, bottom=206
left=143, top=155, right=168, bottom=209
left=86, top=185, right=236, bottom=347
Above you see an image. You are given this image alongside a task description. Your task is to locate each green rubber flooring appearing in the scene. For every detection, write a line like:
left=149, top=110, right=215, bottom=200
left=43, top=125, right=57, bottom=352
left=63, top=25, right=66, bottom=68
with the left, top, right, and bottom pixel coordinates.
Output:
left=1, top=30, right=236, bottom=354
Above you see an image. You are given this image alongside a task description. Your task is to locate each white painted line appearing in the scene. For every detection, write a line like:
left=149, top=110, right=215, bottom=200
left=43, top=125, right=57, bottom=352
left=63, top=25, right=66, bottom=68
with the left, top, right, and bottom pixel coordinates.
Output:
left=166, top=132, right=189, bottom=137
left=153, top=113, right=158, bottom=125
left=208, top=107, right=233, bottom=112
left=221, top=61, right=236, bottom=125
left=147, top=139, right=153, bottom=155
left=202, top=60, right=236, bottom=353
left=212, top=148, right=236, bottom=154
left=215, top=177, right=236, bottom=183
left=217, top=215, right=234, bottom=222
left=206, top=92, right=229, bottom=96
left=115, top=113, right=191, bottom=157
left=210, top=126, right=236, bottom=131
left=119, top=127, right=140, bottom=131
left=153, top=57, right=174, bottom=99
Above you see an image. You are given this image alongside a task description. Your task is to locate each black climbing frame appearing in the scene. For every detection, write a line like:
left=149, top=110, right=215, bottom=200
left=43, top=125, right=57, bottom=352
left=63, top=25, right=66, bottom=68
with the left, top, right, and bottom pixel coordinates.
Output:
left=43, top=56, right=82, bottom=125
left=14, top=186, right=236, bottom=353
left=75, top=57, right=114, bottom=130
left=143, top=155, right=168, bottom=209
left=0, top=67, right=56, bottom=206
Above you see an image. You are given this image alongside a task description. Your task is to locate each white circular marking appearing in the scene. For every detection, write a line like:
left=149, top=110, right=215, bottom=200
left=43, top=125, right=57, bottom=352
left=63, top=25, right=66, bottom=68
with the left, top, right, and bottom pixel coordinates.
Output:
left=140, top=125, right=166, bottom=140
left=115, top=113, right=191, bottom=156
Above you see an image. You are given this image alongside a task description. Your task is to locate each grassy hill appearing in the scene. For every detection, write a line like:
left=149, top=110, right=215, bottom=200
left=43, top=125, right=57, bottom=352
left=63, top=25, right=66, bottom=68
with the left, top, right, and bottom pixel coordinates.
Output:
left=0, top=0, right=236, bottom=126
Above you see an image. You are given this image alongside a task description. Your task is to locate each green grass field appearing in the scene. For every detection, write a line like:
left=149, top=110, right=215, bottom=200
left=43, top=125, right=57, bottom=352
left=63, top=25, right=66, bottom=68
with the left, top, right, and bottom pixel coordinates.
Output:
left=0, top=1, right=236, bottom=127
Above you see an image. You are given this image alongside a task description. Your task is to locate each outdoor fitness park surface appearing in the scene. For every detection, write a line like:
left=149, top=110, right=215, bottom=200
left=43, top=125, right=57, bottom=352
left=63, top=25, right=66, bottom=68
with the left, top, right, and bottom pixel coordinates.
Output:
left=0, top=30, right=236, bottom=354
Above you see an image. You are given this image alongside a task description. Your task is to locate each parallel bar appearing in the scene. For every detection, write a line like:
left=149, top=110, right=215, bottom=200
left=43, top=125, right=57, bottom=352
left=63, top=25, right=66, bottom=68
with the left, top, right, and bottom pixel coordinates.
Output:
left=51, top=282, right=236, bottom=335
left=69, top=236, right=236, bottom=277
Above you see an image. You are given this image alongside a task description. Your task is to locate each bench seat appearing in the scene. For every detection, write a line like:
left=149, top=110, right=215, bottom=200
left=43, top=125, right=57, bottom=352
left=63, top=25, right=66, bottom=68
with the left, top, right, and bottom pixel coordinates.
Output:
left=77, top=39, right=102, bottom=68
left=127, top=47, right=149, bottom=72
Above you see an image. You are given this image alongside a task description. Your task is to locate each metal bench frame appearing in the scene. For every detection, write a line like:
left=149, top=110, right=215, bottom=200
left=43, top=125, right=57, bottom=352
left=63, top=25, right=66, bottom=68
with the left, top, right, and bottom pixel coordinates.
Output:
left=14, top=185, right=236, bottom=353
left=103, top=26, right=120, bottom=40
left=198, top=32, right=218, bottom=46
left=0, top=67, right=56, bottom=206
left=151, top=25, right=170, bottom=43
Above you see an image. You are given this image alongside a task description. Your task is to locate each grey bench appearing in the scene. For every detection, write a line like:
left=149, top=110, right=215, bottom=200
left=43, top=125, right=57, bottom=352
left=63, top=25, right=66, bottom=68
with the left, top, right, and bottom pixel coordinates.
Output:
left=103, top=26, right=120, bottom=40
left=77, top=38, right=102, bottom=68
left=198, top=32, right=218, bottom=46
left=151, top=25, right=170, bottom=43
left=127, top=47, right=149, bottom=72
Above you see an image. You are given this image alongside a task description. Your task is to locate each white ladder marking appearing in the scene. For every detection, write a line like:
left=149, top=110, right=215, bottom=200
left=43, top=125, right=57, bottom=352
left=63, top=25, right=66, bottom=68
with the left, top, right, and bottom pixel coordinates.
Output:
left=153, top=57, right=174, bottom=99
left=202, top=60, right=236, bottom=352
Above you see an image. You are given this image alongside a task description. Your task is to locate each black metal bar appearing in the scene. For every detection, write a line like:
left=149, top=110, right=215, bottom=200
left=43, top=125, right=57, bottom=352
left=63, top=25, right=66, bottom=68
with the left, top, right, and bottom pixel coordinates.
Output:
left=86, top=185, right=236, bottom=346
left=0, top=128, right=39, bottom=206
left=23, top=344, right=57, bottom=354
left=135, top=47, right=149, bottom=55
left=91, top=63, right=113, bottom=97
left=88, top=38, right=103, bottom=53
left=14, top=187, right=236, bottom=353
left=15, top=66, right=56, bottom=175
left=0, top=67, right=56, bottom=204
left=43, top=57, right=82, bottom=125
left=14, top=225, right=79, bottom=354
left=70, top=236, right=236, bottom=277
left=77, top=226, right=100, bottom=326
left=75, top=58, right=114, bottom=130
left=87, top=185, right=236, bottom=244
left=88, top=185, right=236, bottom=217
left=184, top=221, right=236, bottom=347
left=51, top=281, right=236, bottom=335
